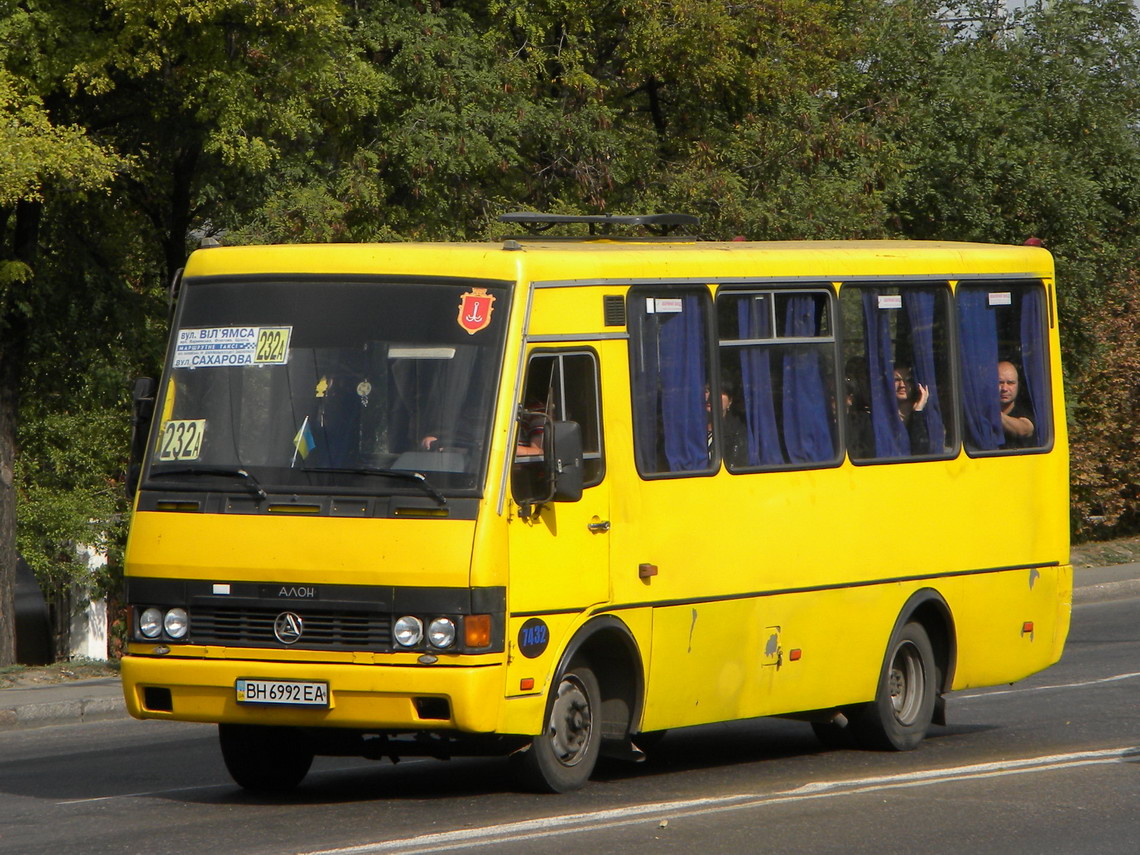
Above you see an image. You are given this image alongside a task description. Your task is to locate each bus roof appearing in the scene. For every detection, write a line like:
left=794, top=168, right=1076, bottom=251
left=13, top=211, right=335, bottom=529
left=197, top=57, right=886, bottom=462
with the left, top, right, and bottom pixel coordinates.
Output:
left=181, top=239, right=1054, bottom=284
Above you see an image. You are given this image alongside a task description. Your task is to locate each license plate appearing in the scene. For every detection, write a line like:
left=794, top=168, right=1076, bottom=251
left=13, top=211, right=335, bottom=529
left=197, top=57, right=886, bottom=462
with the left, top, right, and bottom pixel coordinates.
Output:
left=236, top=679, right=329, bottom=707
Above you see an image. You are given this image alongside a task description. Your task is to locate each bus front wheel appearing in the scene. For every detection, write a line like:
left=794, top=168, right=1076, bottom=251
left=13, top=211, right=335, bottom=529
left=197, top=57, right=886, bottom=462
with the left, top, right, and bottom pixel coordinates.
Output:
left=515, top=665, right=602, bottom=793
left=218, top=723, right=314, bottom=793
left=850, top=621, right=936, bottom=751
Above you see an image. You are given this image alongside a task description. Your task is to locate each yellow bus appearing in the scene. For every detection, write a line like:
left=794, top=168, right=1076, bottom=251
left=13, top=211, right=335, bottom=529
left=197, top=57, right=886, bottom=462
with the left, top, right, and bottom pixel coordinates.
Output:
left=122, top=214, right=1070, bottom=793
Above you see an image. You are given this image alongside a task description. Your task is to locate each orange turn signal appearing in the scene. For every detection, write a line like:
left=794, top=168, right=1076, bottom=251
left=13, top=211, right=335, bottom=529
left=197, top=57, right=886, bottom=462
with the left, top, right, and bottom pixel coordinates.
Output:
left=465, top=614, right=492, bottom=648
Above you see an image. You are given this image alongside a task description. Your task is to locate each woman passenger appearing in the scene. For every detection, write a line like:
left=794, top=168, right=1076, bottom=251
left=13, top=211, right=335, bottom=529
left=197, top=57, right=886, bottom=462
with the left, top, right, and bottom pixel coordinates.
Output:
left=894, top=365, right=930, bottom=454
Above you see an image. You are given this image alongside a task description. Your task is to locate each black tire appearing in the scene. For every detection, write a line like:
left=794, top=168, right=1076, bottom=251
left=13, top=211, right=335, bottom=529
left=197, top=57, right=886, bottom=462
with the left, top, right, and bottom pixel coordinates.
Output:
left=515, top=665, right=602, bottom=793
left=849, top=621, right=937, bottom=751
left=218, top=724, right=314, bottom=793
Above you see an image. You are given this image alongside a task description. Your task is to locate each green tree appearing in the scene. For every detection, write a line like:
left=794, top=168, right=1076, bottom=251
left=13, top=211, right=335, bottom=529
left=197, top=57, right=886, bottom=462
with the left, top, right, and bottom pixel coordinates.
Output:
left=1, top=3, right=123, bottom=664
left=1069, top=270, right=1140, bottom=539
left=0, top=0, right=382, bottom=664
left=240, top=0, right=894, bottom=242
left=854, top=0, right=1140, bottom=351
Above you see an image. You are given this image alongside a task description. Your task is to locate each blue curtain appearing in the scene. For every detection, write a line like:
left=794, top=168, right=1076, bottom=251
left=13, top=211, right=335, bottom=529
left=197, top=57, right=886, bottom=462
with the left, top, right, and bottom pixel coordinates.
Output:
left=862, top=291, right=910, bottom=457
left=630, top=296, right=662, bottom=473
left=1019, top=290, right=1049, bottom=447
left=659, top=296, right=710, bottom=471
left=781, top=296, right=834, bottom=462
left=738, top=298, right=784, bottom=465
left=905, top=291, right=946, bottom=453
left=630, top=295, right=709, bottom=473
left=957, top=288, right=1003, bottom=450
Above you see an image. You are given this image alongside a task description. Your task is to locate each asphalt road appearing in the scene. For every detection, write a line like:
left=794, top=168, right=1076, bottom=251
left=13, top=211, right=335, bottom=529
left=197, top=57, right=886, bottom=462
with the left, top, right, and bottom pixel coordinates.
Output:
left=0, top=595, right=1136, bottom=855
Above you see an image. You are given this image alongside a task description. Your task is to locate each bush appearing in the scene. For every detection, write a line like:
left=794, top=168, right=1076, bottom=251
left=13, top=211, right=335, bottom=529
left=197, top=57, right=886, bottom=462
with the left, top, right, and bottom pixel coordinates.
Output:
left=1069, top=269, right=1140, bottom=542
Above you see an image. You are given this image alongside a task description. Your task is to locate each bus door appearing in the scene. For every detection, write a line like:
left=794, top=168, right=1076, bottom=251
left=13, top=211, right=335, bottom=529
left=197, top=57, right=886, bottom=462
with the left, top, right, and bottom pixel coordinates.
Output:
left=507, top=349, right=610, bottom=617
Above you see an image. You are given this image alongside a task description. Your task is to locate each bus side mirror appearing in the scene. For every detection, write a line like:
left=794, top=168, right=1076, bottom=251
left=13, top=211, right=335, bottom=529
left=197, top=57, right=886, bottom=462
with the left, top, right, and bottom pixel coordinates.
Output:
left=127, top=377, right=158, bottom=496
left=513, top=418, right=584, bottom=518
left=548, top=420, right=583, bottom=503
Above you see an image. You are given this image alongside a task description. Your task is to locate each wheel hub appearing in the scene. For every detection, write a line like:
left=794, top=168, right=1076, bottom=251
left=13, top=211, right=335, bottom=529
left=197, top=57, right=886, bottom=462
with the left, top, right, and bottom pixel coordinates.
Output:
left=548, top=676, right=593, bottom=765
left=889, top=640, right=925, bottom=725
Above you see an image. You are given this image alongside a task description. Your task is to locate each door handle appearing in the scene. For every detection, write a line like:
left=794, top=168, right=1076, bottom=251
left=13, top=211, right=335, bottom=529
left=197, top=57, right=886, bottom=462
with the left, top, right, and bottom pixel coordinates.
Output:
left=588, top=519, right=611, bottom=533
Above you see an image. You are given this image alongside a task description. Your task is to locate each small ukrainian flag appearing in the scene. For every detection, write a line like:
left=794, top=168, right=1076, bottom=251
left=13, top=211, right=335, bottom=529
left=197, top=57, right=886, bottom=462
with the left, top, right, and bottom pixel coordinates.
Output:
left=292, top=416, right=316, bottom=465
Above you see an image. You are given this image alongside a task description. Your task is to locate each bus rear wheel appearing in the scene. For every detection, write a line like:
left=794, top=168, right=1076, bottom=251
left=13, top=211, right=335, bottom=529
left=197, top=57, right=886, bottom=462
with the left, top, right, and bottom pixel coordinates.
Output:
left=850, top=621, right=936, bottom=751
left=218, top=723, right=314, bottom=793
left=515, top=665, right=602, bottom=793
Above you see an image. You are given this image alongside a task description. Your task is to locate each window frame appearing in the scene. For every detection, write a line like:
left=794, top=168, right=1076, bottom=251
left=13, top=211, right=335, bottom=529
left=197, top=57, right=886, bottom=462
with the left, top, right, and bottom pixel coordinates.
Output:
left=838, top=280, right=958, bottom=466
left=514, top=347, right=606, bottom=488
left=955, top=279, right=1054, bottom=458
left=627, top=286, right=718, bottom=480
left=715, top=285, right=843, bottom=473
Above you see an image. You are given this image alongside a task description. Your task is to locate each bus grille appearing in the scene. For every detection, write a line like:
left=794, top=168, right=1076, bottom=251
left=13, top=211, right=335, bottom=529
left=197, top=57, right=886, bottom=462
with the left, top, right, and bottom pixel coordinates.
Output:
left=189, top=607, right=393, bottom=651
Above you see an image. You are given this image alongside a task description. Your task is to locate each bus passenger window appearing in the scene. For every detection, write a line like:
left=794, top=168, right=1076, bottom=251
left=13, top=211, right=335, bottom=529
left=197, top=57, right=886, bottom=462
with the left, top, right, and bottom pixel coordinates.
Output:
left=715, top=289, right=839, bottom=470
left=957, top=283, right=1051, bottom=453
left=628, top=290, right=715, bottom=476
left=840, top=284, right=955, bottom=462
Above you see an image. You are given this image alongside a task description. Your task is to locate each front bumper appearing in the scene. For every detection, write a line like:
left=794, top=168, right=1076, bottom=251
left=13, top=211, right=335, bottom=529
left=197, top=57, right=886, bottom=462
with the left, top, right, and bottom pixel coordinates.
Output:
left=121, top=653, right=507, bottom=732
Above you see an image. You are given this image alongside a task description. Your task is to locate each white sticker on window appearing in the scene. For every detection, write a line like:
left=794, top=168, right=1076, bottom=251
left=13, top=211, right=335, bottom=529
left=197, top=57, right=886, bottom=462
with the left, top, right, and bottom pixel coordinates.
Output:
left=877, top=295, right=903, bottom=310
left=173, top=326, right=292, bottom=368
left=651, top=298, right=684, bottom=313
left=988, top=292, right=1012, bottom=307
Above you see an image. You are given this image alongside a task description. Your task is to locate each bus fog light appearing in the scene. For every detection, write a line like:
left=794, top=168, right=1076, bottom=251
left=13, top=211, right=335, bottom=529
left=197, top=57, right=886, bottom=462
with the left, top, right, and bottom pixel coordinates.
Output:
left=164, top=608, right=189, bottom=639
left=394, top=615, right=424, bottom=647
left=428, top=617, right=456, bottom=649
left=139, top=608, right=163, bottom=639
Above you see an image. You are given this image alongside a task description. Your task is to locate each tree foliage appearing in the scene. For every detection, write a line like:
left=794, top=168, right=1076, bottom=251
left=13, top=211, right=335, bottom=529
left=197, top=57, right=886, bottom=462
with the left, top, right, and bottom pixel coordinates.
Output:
left=0, top=0, right=383, bottom=663
left=1069, top=270, right=1140, bottom=540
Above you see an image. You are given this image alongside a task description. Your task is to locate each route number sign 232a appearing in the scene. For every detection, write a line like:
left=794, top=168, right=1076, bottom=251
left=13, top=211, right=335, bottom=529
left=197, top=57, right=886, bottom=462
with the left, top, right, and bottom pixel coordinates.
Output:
left=157, top=419, right=206, bottom=461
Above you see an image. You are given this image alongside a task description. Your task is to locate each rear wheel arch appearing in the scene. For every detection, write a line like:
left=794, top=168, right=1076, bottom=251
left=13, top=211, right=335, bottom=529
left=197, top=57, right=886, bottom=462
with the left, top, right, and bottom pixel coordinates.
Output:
left=831, top=589, right=958, bottom=752
left=893, top=588, right=957, bottom=695
left=843, top=589, right=957, bottom=750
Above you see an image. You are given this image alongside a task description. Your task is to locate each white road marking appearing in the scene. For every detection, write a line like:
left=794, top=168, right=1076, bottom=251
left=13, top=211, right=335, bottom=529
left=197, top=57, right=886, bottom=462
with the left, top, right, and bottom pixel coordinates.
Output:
left=53, top=760, right=399, bottom=806
left=56, top=782, right=231, bottom=805
left=955, top=670, right=1140, bottom=700
left=297, top=747, right=1137, bottom=855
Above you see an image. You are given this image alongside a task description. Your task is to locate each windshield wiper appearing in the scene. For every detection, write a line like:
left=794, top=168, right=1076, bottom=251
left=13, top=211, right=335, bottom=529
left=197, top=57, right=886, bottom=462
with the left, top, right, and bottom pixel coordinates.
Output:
left=149, top=466, right=269, bottom=502
left=304, top=467, right=448, bottom=507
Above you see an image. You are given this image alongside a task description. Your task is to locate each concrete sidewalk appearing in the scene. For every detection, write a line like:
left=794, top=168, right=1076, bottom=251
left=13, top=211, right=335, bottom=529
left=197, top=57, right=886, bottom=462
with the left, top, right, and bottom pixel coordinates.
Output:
left=2, top=563, right=1137, bottom=732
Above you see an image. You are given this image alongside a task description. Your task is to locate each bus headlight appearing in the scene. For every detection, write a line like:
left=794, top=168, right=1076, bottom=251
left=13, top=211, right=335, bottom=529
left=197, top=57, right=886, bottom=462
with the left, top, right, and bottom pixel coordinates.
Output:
left=139, top=608, right=163, bottom=639
left=427, top=617, right=456, bottom=649
left=394, top=615, right=424, bottom=647
left=164, top=608, right=189, bottom=639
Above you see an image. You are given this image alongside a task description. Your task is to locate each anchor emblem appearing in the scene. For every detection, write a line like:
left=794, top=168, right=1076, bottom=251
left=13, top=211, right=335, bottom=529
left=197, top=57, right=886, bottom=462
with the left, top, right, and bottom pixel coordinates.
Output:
left=457, top=288, right=496, bottom=335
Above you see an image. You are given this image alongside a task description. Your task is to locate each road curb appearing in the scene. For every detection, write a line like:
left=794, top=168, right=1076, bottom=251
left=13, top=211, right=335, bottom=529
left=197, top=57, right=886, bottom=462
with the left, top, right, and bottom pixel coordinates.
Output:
left=1072, top=578, right=1140, bottom=605
left=0, top=690, right=128, bottom=731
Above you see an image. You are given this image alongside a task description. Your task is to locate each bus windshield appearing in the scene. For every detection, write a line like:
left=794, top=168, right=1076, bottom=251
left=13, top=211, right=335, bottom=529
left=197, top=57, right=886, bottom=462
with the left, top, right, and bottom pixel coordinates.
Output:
left=144, top=276, right=511, bottom=497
